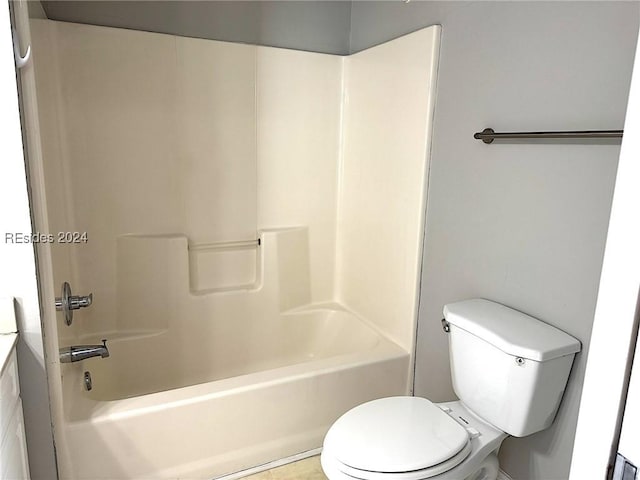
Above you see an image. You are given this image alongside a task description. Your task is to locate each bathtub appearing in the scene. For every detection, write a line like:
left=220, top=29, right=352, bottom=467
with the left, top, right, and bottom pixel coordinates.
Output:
left=61, top=305, right=409, bottom=479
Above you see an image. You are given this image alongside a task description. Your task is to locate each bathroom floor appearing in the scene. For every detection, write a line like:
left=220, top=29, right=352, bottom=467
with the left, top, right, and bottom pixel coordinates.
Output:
left=241, top=456, right=328, bottom=480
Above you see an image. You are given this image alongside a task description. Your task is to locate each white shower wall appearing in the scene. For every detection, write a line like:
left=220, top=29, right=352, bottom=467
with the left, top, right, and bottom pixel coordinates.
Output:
left=30, top=18, right=438, bottom=364
left=256, top=46, right=343, bottom=304
left=31, top=21, right=261, bottom=337
left=337, top=27, right=440, bottom=352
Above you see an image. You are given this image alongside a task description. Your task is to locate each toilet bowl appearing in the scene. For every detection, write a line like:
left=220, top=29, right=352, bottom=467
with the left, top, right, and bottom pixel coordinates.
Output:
left=321, top=398, right=506, bottom=480
left=321, top=299, right=582, bottom=480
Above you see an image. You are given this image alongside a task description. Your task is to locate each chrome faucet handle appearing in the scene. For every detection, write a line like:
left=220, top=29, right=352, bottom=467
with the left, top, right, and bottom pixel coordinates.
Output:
left=55, top=282, right=93, bottom=326
left=70, top=293, right=93, bottom=310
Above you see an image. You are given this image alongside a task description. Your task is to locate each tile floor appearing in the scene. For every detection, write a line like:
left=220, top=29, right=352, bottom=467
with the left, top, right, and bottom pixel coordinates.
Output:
left=241, top=455, right=328, bottom=480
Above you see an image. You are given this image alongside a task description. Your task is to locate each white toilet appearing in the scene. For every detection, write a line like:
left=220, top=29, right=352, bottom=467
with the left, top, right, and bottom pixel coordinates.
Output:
left=321, top=299, right=581, bottom=480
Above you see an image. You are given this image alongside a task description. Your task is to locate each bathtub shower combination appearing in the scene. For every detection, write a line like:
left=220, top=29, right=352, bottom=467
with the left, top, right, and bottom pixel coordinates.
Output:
left=28, top=18, right=440, bottom=479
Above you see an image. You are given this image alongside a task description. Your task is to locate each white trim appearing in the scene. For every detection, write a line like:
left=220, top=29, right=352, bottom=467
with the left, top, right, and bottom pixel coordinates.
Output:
left=214, top=448, right=322, bottom=480
left=497, top=469, right=514, bottom=480
left=618, top=330, right=640, bottom=466
left=569, top=23, right=640, bottom=480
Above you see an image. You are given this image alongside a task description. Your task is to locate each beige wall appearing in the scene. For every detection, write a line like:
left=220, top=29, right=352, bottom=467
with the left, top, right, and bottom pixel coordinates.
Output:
left=336, top=27, right=440, bottom=352
left=256, top=46, right=343, bottom=304
left=31, top=21, right=252, bottom=337
left=29, top=19, right=336, bottom=336
left=31, top=20, right=261, bottom=336
left=31, top=19, right=438, bottom=351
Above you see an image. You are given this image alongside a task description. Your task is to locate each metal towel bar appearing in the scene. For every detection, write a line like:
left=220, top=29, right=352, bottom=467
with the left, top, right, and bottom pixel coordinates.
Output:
left=474, top=128, right=623, bottom=144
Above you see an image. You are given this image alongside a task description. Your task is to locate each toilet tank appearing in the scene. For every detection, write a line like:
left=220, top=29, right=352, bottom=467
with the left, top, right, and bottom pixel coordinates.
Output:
left=443, top=299, right=581, bottom=437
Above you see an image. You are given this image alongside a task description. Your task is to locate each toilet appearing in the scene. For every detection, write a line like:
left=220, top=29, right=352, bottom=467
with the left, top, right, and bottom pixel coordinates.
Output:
left=321, top=299, right=581, bottom=480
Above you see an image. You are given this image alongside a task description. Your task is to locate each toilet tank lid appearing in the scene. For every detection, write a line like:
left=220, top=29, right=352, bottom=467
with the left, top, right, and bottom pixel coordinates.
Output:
left=443, top=299, right=581, bottom=362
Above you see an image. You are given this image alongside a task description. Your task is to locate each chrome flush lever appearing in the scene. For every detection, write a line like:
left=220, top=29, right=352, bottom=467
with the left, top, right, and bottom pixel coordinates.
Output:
left=55, top=282, right=93, bottom=326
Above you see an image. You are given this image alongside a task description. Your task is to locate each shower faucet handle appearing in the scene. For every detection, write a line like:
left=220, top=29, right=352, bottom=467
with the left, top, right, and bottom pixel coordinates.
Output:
left=70, top=293, right=93, bottom=310
left=55, top=282, right=93, bottom=326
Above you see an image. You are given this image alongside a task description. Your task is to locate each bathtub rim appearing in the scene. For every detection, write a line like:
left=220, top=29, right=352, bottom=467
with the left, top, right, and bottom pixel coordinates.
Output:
left=64, top=334, right=408, bottom=424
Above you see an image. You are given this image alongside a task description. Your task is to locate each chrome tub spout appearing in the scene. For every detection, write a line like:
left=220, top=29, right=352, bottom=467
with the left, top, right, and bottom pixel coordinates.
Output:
left=59, top=339, right=109, bottom=363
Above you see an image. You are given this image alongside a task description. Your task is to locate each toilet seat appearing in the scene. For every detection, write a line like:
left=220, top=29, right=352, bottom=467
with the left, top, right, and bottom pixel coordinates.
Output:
left=322, top=397, right=472, bottom=480
left=323, top=441, right=472, bottom=480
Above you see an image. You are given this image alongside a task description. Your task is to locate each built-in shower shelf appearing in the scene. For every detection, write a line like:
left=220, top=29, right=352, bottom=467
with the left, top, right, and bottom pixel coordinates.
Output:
left=188, top=238, right=260, bottom=251
left=78, top=329, right=168, bottom=343
left=189, top=237, right=260, bottom=293
left=191, top=283, right=258, bottom=296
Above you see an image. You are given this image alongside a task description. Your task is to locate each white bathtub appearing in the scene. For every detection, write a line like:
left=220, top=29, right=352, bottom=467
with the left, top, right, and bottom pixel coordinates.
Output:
left=61, top=306, right=409, bottom=479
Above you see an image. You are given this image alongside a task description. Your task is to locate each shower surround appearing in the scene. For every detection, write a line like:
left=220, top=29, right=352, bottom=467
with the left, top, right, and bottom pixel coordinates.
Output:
left=29, top=19, right=440, bottom=479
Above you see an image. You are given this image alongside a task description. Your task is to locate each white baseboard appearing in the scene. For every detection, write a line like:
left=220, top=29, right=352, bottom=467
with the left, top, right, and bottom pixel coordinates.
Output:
left=497, top=469, right=514, bottom=480
left=215, top=448, right=322, bottom=480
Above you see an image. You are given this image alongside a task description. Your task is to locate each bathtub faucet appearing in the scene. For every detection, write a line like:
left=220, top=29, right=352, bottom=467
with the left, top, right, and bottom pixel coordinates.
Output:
left=59, top=339, right=109, bottom=363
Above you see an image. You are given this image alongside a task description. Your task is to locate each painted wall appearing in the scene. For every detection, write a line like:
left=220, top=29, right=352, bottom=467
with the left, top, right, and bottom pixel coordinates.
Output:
left=350, top=2, right=639, bottom=479
left=41, top=1, right=352, bottom=55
